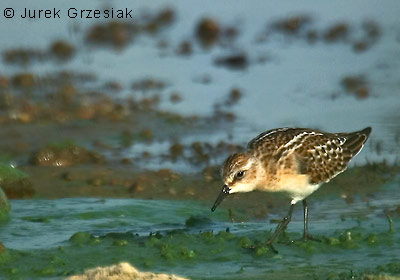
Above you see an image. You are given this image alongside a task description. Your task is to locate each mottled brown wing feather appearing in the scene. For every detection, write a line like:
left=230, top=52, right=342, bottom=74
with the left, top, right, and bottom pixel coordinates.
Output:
left=248, top=128, right=318, bottom=158
left=295, top=127, right=371, bottom=184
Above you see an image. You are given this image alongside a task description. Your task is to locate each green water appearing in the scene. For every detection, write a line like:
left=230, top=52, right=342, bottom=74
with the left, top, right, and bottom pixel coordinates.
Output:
left=1, top=180, right=400, bottom=279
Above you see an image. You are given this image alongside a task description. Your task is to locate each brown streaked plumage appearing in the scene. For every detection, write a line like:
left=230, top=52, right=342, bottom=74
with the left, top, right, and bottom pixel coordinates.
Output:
left=211, top=127, right=372, bottom=253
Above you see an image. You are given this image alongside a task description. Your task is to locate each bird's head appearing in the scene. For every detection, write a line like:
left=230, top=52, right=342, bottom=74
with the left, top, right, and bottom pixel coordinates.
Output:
left=211, top=153, right=259, bottom=211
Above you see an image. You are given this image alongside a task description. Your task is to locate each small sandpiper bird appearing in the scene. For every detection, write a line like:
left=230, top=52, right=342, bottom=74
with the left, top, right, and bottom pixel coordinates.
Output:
left=211, top=127, right=371, bottom=252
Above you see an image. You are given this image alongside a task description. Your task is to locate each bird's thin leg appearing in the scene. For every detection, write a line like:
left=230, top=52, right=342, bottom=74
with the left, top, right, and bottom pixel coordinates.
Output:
left=302, top=199, right=309, bottom=240
left=301, top=199, right=320, bottom=242
left=264, top=203, right=295, bottom=252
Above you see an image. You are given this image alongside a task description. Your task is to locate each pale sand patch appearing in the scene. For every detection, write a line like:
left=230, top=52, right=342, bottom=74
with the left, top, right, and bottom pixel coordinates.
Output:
left=67, top=262, right=190, bottom=280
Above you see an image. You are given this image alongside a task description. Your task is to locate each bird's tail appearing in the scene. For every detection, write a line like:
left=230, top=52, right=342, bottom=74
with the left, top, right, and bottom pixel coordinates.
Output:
left=342, top=127, right=372, bottom=156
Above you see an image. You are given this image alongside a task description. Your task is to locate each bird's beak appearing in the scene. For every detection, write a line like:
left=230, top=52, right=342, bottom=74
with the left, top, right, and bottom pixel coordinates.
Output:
left=211, top=185, right=231, bottom=212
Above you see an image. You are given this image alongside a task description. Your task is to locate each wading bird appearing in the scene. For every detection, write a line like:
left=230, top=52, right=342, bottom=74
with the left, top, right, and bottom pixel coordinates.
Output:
left=211, top=127, right=371, bottom=252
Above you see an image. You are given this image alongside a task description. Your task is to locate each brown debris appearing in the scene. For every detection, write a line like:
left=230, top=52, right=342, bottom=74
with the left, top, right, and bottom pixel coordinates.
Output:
left=176, top=40, right=192, bottom=56
left=271, top=15, right=312, bottom=35
left=170, top=92, right=182, bottom=103
left=3, top=48, right=45, bottom=65
left=50, top=40, right=76, bottom=61
left=225, top=88, right=242, bottom=106
left=12, top=73, right=35, bottom=88
left=355, top=87, right=369, bottom=99
left=85, top=7, right=175, bottom=49
left=153, top=7, right=175, bottom=26
left=131, top=78, right=165, bottom=92
left=341, top=75, right=370, bottom=99
left=144, top=7, right=175, bottom=34
left=138, top=129, right=154, bottom=142
left=3, top=40, right=76, bottom=65
left=31, top=143, right=105, bottom=167
left=352, top=40, right=369, bottom=52
left=157, top=169, right=180, bottom=181
left=86, top=21, right=137, bottom=48
left=169, top=143, right=184, bottom=160
left=0, top=93, right=13, bottom=110
left=196, top=18, right=220, bottom=47
left=214, top=53, right=248, bottom=70
left=2, top=178, right=35, bottom=199
left=58, top=85, right=77, bottom=104
left=324, top=22, right=350, bottom=42
left=104, top=81, right=123, bottom=92
left=139, top=95, right=161, bottom=111
left=362, top=20, right=381, bottom=41
left=353, top=20, right=381, bottom=53
left=306, top=30, right=319, bottom=43
left=223, top=26, right=239, bottom=40
left=0, top=76, right=9, bottom=89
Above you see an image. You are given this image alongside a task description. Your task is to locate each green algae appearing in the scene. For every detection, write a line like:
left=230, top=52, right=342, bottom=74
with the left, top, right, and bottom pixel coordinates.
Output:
left=0, top=243, right=11, bottom=264
left=113, top=239, right=128, bottom=247
left=69, top=232, right=96, bottom=246
left=1, top=222, right=400, bottom=279
left=0, top=163, right=28, bottom=184
left=1, top=194, right=399, bottom=280
left=0, top=187, right=10, bottom=222
left=237, top=236, right=252, bottom=248
left=0, top=163, right=33, bottom=200
left=377, top=263, right=400, bottom=274
left=47, top=140, right=77, bottom=150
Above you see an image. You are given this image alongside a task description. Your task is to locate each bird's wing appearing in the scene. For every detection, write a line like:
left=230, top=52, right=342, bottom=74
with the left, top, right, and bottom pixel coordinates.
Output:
left=247, top=127, right=319, bottom=158
left=247, top=127, right=371, bottom=185
left=293, top=128, right=371, bottom=184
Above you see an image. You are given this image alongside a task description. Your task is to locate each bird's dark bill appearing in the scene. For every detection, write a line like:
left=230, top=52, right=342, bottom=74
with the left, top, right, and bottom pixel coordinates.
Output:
left=211, top=185, right=230, bottom=212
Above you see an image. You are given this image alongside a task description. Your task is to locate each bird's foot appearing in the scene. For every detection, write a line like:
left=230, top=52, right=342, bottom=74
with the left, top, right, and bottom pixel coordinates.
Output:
left=298, top=233, right=321, bottom=242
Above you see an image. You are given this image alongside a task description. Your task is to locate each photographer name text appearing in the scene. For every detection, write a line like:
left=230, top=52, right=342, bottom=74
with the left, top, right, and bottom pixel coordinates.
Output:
left=3, top=7, right=133, bottom=19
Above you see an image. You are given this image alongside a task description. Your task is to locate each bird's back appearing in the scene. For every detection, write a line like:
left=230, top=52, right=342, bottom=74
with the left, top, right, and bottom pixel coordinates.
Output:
left=248, top=127, right=371, bottom=185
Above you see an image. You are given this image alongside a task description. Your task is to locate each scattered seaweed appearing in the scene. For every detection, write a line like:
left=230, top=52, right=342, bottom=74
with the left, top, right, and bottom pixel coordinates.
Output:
left=271, top=15, right=313, bottom=35
left=0, top=163, right=34, bottom=199
left=2, top=223, right=399, bottom=279
left=176, top=40, right=192, bottom=56
left=12, top=72, right=35, bottom=88
left=214, top=53, right=248, bottom=70
left=86, top=20, right=138, bottom=48
left=49, top=40, right=76, bottom=61
left=263, top=15, right=382, bottom=54
left=85, top=7, right=175, bottom=49
left=324, top=22, right=350, bottom=42
left=196, top=18, right=220, bottom=47
left=341, top=75, right=370, bottom=99
left=2, top=48, right=45, bottom=65
left=31, top=141, right=105, bottom=167
left=131, top=78, right=166, bottom=92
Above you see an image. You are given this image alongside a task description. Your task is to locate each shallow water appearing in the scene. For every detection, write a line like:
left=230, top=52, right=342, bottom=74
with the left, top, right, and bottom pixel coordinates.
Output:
left=1, top=179, right=399, bottom=279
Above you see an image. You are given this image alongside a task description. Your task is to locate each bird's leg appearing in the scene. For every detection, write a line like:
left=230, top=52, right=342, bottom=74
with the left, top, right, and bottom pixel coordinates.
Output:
left=263, top=203, right=295, bottom=252
left=301, top=199, right=320, bottom=242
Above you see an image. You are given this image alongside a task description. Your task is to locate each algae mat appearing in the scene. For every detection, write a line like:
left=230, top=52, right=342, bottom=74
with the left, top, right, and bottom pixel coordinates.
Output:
left=1, top=180, right=400, bottom=279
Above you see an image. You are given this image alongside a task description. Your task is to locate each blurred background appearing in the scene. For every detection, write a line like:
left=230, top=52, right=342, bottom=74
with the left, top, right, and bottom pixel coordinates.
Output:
left=0, top=0, right=399, bottom=279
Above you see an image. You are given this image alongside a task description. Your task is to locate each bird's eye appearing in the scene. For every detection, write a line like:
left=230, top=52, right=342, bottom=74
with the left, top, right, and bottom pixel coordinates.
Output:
left=236, top=170, right=245, bottom=179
